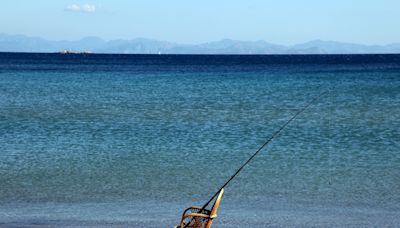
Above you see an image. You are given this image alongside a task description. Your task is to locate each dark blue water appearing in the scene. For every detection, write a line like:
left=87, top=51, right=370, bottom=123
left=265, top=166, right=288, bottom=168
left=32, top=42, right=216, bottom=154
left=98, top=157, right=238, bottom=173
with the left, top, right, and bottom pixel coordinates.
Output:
left=0, top=53, right=399, bottom=227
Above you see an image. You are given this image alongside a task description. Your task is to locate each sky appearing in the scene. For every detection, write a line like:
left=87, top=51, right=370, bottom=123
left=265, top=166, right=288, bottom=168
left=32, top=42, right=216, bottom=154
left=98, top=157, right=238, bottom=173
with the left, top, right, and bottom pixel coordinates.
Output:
left=1, top=0, right=399, bottom=45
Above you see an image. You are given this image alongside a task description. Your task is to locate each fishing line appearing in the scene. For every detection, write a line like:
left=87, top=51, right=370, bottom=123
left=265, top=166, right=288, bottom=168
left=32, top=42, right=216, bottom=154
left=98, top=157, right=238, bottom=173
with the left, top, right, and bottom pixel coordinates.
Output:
left=200, top=91, right=327, bottom=210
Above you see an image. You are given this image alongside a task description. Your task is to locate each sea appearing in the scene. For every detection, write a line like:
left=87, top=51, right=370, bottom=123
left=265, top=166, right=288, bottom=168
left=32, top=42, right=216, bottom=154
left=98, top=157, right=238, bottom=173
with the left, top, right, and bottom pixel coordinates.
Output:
left=0, top=53, right=399, bottom=227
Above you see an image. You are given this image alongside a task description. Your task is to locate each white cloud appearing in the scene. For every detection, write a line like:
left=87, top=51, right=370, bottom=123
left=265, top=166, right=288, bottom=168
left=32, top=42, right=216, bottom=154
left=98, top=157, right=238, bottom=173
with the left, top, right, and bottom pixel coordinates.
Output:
left=66, top=4, right=96, bottom=13
left=81, top=4, right=96, bottom=13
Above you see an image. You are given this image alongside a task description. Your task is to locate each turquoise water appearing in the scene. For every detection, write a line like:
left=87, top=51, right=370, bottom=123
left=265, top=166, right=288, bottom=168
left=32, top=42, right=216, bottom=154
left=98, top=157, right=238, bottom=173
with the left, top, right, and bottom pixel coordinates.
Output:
left=0, top=54, right=400, bottom=227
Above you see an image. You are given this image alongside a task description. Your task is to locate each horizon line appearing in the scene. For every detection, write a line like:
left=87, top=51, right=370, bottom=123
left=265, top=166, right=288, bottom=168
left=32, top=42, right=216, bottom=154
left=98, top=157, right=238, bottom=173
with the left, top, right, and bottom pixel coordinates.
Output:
left=1, top=51, right=400, bottom=56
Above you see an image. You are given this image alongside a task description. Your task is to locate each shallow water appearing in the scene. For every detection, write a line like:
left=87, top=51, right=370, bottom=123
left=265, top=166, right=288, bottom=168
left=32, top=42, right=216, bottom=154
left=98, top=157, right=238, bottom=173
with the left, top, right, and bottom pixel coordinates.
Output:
left=0, top=53, right=399, bottom=227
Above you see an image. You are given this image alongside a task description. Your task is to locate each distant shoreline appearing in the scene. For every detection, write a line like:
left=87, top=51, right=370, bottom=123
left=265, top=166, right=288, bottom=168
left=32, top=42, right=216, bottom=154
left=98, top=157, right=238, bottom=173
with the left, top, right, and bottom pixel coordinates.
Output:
left=1, top=34, right=399, bottom=55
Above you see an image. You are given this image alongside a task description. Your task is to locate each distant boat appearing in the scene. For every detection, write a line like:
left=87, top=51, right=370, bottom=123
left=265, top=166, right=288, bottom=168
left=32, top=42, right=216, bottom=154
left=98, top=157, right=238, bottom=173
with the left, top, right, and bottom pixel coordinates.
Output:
left=60, top=49, right=75, bottom=54
left=60, top=50, right=92, bottom=55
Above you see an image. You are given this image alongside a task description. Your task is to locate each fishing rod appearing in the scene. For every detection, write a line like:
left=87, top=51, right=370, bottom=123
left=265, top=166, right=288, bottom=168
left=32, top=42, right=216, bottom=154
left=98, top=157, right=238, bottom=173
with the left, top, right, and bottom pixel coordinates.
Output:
left=200, top=91, right=327, bottom=210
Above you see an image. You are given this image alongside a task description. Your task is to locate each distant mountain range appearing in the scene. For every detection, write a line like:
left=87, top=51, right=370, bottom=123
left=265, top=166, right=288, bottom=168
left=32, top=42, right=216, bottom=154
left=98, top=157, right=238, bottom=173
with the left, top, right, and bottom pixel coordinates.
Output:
left=1, top=33, right=399, bottom=54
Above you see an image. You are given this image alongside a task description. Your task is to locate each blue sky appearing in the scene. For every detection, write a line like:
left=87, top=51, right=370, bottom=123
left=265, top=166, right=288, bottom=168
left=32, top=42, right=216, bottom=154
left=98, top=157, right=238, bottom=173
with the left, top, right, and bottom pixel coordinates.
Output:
left=1, top=0, right=399, bottom=45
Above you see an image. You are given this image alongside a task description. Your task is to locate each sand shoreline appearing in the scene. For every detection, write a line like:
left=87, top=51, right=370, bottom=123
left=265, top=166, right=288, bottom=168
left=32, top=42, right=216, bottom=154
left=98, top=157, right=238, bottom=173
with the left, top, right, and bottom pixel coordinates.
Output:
left=1, top=201, right=399, bottom=227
